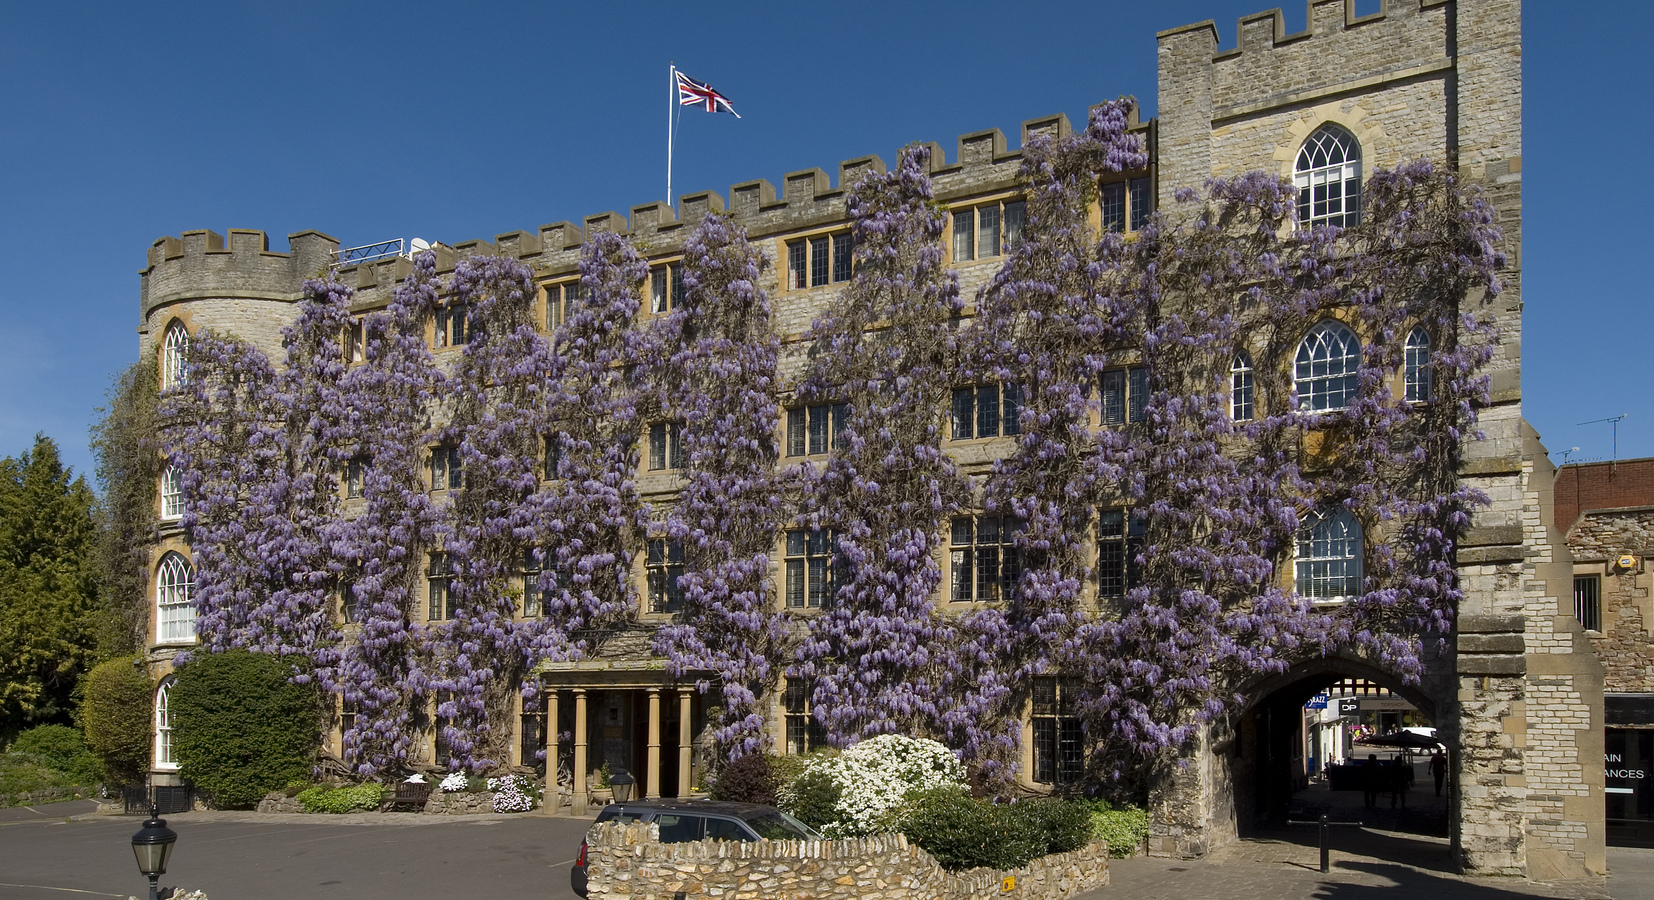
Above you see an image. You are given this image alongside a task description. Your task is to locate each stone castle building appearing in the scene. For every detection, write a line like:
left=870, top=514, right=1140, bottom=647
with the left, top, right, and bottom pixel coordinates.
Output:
left=135, top=0, right=1606, bottom=880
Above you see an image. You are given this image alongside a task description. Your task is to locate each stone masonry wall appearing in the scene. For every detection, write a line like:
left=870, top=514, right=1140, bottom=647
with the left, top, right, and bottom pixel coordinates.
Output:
left=583, top=822, right=1109, bottom=900
left=1570, top=509, right=1654, bottom=693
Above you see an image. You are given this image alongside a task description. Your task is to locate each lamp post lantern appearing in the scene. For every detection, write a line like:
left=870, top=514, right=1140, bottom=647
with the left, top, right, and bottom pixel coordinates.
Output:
left=131, top=804, right=178, bottom=900
left=609, top=770, right=635, bottom=803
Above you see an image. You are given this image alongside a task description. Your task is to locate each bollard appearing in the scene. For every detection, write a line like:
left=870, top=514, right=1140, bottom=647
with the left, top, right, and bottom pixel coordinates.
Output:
left=1319, top=814, right=1329, bottom=873
left=1287, top=813, right=1362, bottom=874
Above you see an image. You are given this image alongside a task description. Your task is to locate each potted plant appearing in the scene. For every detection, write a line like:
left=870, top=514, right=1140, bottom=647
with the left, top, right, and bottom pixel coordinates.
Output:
left=587, top=762, right=613, bottom=806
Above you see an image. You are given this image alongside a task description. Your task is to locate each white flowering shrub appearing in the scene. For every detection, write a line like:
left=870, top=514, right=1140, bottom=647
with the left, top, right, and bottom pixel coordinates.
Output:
left=487, top=774, right=537, bottom=813
left=792, top=734, right=964, bottom=838
left=438, top=771, right=469, bottom=793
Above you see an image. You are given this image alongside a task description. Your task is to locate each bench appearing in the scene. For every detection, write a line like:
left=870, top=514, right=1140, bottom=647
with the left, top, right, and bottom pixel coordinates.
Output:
left=379, top=781, right=433, bottom=812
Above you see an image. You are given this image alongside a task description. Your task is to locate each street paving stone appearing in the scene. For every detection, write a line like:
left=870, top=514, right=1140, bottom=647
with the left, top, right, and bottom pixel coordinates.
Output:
left=1077, top=769, right=1627, bottom=900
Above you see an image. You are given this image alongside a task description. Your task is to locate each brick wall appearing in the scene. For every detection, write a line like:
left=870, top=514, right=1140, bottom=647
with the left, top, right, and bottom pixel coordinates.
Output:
left=1554, top=458, right=1654, bottom=533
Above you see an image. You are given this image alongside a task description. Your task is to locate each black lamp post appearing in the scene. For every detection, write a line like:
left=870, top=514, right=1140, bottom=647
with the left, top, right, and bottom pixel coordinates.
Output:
left=609, top=770, right=635, bottom=803
left=131, top=804, right=178, bottom=900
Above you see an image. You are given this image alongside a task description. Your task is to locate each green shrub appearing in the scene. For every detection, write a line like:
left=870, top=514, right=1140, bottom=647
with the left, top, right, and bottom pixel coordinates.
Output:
left=0, top=755, right=95, bottom=807
left=710, top=752, right=776, bottom=806
left=780, top=765, right=841, bottom=831
left=898, top=785, right=1043, bottom=872
left=10, top=725, right=101, bottom=785
left=766, top=752, right=810, bottom=792
left=78, top=656, right=153, bottom=784
left=297, top=783, right=382, bottom=813
left=170, top=650, right=321, bottom=809
left=1085, top=800, right=1149, bottom=858
left=1023, top=797, right=1095, bottom=855
left=780, top=735, right=964, bottom=837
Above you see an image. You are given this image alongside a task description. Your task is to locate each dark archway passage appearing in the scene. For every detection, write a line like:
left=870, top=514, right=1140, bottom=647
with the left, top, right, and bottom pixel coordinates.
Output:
left=1229, top=658, right=1455, bottom=869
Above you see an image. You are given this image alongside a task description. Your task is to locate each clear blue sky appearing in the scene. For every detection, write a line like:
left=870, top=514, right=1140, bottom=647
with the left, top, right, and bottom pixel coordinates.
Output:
left=0, top=1, right=1644, bottom=483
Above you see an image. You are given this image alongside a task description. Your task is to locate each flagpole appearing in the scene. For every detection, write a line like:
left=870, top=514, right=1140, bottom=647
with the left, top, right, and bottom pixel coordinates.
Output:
left=667, top=63, right=676, bottom=206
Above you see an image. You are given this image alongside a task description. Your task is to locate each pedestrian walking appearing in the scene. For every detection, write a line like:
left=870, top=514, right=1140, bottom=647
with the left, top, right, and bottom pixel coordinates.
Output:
left=1362, top=754, right=1382, bottom=808
left=1429, top=748, right=1448, bottom=797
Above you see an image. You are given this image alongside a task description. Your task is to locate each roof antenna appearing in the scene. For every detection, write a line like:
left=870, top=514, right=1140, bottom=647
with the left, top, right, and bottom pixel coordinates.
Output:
left=1559, top=447, right=1580, bottom=466
left=1577, top=415, right=1629, bottom=473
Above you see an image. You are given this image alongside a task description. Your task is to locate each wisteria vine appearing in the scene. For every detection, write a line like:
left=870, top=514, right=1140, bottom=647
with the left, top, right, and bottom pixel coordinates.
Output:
left=161, top=118, right=1500, bottom=789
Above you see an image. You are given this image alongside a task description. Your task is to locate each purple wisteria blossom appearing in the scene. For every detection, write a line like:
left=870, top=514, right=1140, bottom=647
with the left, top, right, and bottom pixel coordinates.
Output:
left=649, top=213, right=790, bottom=758
left=792, top=145, right=975, bottom=747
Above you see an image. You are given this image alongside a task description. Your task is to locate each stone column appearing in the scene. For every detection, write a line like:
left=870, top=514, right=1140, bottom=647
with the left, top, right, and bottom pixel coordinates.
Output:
left=544, top=690, right=560, bottom=814
left=646, top=688, right=662, bottom=799
left=572, top=688, right=588, bottom=815
left=1020, top=711, right=1035, bottom=788
left=678, top=689, right=693, bottom=797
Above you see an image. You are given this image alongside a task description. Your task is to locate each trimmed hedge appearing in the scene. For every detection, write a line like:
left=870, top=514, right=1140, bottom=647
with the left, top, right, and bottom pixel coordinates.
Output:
left=78, top=655, right=153, bottom=784
left=297, top=783, right=383, bottom=813
left=170, top=650, right=321, bottom=809
left=898, top=786, right=1043, bottom=871
left=1086, top=800, right=1149, bottom=857
left=1024, top=796, right=1095, bottom=855
left=894, top=787, right=1098, bottom=872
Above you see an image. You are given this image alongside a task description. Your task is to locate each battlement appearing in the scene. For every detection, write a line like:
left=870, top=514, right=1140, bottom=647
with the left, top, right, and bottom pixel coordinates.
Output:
left=145, top=104, right=1148, bottom=314
left=1159, top=1, right=1455, bottom=120
left=140, top=228, right=339, bottom=318
left=339, top=106, right=1141, bottom=277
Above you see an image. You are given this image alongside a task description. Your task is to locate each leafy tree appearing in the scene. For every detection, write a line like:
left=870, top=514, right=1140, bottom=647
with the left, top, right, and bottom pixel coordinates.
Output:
left=170, top=649, right=320, bottom=808
left=0, top=435, right=99, bottom=732
left=78, top=654, right=154, bottom=784
left=89, top=362, right=162, bottom=657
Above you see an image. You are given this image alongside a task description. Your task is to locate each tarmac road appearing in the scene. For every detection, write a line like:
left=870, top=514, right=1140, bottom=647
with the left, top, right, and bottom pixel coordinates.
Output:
left=0, top=800, right=595, bottom=900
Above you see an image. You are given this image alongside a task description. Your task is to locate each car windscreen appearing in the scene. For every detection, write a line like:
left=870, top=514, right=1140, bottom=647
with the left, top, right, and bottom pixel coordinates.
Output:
left=742, top=810, right=821, bottom=841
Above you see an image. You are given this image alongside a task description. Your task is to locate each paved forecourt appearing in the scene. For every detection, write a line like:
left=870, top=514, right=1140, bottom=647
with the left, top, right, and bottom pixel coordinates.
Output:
left=1087, top=830, right=1630, bottom=900
left=0, top=806, right=594, bottom=900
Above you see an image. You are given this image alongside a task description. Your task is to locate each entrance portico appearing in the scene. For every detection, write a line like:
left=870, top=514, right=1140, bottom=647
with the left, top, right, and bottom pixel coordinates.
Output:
left=536, top=660, right=706, bottom=814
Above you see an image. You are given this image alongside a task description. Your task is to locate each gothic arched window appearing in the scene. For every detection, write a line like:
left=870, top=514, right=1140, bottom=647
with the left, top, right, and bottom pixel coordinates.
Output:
left=154, top=680, right=178, bottom=770
left=156, top=552, right=196, bottom=644
left=1295, top=508, right=1363, bottom=601
left=1295, top=321, right=1361, bottom=413
left=1404, top=327, right=1433, bottom=403
left=1295, top=125, right=1362, bottom=229
left=160, top=321, right=190, bottom=391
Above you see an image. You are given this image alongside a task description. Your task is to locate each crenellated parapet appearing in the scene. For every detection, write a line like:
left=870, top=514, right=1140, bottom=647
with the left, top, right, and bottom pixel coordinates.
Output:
left=1155, top=0, right=1460, bottom=196
left=148, top=106, right=1150, bottom=314
left=1159, top=0, right=1454, bottom=117
left=141, top=228, right=339, bottom=321
left=359, top=108, right=1143, bottom=282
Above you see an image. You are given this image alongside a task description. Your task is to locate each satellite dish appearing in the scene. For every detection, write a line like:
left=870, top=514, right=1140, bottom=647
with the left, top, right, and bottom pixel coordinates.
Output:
left=410, top=238, right=432, bottom=253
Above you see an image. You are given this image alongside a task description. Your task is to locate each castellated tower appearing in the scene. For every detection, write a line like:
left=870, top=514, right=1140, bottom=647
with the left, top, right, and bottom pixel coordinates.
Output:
left=1154, top=0, right=1599, bottom=880
left=139, top=228, right=339, bottom=362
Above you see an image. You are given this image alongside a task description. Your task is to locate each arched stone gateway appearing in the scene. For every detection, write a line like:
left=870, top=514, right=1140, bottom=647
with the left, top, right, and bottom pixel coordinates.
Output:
left=1146, top=652, right=1454, bottom=865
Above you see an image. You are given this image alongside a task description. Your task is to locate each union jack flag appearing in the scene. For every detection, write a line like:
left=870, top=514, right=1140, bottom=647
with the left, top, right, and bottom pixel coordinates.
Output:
left=675, top=70, right=741, bottom=118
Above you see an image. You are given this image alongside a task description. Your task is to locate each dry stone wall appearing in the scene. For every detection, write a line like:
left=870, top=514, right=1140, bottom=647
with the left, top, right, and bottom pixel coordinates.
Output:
left=583, top=821, right=1109, bottom=900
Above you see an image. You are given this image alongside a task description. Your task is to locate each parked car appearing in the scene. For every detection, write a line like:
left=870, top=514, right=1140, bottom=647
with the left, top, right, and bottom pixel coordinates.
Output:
left=571, top=799, right=821, bottom=897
